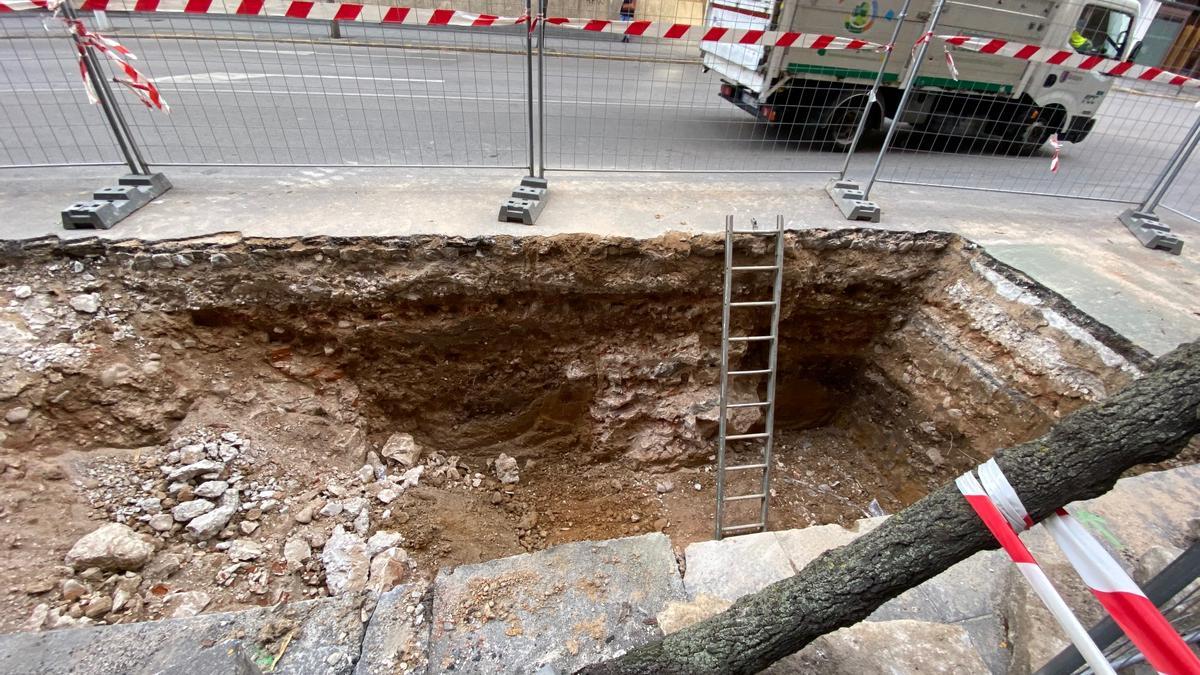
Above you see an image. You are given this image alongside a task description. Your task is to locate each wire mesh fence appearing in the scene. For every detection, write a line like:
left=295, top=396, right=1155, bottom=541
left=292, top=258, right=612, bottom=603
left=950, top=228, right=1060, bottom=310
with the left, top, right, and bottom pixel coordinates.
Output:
left=871, top=3, right=1200, bottom=205
left=0, top=13, right=125, bottom=166
left=539, top=0, right=876, bottom=173
left=2, top=4, right=534, bottom=168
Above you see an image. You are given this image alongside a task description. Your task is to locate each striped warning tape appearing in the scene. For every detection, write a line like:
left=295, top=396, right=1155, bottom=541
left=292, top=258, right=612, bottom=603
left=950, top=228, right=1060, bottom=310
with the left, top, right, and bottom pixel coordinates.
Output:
left=956, top=470, right=1116, bottom=675
left=0, top=0, right=886, bottom=50
left=965, top=459, right=1200, bottom=675
left=942, top=35, right=1199, bottom=89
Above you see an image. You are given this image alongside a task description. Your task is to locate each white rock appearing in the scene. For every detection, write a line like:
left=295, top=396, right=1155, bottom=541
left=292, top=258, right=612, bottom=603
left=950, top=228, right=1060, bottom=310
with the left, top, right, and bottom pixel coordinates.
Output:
left=380, top=433, right=422, bottom=467
left=148, top=514, right=174, bottom=532
left=367, top=547, right=409, bottom=592
left=399, top=466, right=423, bottom=490
left=366, top=531, right=403, bottom=557
left=377, top=489, right=398, bottom=505
left=354, top=508, right=370, bottom=536
left=65, top=523, right=154, bottom=572
left=239, top=521, right=259, bottom=536
left=343, top=497, right=367, bottom=517
left=186, top=505, right=235, bottom=540
left=99, top=363, right=134, bottom=388
left=321, top=525, right=370, bottom=595
left=136, top=497, right=162, bottom=514
left=69, top=294, right=100, bottom=314
left=655, top=480, right=675, bottom=494
left=226, top=539, right=265, bottom=562
left=319, top=500, right=344, bottom=518
left=5, top=407, right=30, bottom=424
left=12, top=285, right=32, bottom=300
left=194, top=481, right=229, bottom=499
left=171, top=499, right=215, bottom=523
left=492, top=454, right=520, bottom=485
left=26, top=603, right=49, bottom=630
left=283, top=537, right=311, bottom=569
left=355, top=464, right=375, bottom=484
left=166, top=460, right=224, bottom=483
left=167, top=590, right=211, bottom=618
left=178, top=445, right=206, bottom=465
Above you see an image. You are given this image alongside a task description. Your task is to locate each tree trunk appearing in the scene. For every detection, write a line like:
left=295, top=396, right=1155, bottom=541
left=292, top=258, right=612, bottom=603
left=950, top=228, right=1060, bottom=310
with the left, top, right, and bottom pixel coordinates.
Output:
left=580, top=340, right=1200, bottom=675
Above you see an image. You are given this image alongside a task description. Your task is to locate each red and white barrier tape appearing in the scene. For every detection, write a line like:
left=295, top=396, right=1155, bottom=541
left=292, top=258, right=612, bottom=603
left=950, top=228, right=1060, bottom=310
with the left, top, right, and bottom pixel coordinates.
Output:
left=39, top=0, right=169, bottom=111
left=942, top=45, right=958, bottom=81
left=975, top=459, right=1200, bottom=675
left=956, top=470, right=1116, bottom=675
left=1048, top=133, right=1061, bottom=173
left=2, top=0, right=886, bottom=49
left=942, top=35, right=1200, bottom=89
left=0, top=0, right=48, bottom=10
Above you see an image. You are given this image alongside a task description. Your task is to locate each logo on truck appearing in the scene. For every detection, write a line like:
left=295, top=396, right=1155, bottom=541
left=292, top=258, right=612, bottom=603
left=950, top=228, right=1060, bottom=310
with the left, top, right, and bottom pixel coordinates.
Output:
left=843, top=0, right=877, bottom=33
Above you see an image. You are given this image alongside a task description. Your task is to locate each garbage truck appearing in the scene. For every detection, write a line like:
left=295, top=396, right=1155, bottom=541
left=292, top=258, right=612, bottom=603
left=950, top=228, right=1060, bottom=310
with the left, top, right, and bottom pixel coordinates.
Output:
left=701, top=0, right=1143, bottom=152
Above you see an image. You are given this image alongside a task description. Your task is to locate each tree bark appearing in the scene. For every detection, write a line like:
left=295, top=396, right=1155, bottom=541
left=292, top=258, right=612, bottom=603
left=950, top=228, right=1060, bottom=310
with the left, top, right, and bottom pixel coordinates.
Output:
left=580, top=339, right=1200, bottom=675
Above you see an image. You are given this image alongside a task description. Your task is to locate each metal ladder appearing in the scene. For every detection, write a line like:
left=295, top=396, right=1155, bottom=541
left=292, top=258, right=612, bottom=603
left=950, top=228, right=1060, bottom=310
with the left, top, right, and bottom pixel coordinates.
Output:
left=715, top=215, right=785, bottom=540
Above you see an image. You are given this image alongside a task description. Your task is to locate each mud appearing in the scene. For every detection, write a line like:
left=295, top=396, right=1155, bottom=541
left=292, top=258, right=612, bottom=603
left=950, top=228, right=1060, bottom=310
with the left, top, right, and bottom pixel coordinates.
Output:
left=0, top=229, right=1158, bottom=632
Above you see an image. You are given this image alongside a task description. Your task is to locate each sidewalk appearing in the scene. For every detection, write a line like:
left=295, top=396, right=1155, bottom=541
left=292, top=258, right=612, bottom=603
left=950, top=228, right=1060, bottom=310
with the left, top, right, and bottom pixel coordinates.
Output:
left=0, top=167, right=1197, bottom=355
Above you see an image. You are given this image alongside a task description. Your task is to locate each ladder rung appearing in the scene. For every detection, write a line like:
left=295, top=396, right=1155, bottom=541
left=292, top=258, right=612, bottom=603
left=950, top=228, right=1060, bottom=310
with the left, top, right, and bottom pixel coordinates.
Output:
left=729, top=301, right=776, bottom=307
left=721, top=523, right=765, bottom=533
left=723, top=493, right=766, bottom=503
left=725, top=463, right=767, bottom=471
left=727, top=401, right=770, bottom=409
left=730, top=229, right=781, bottom=235
left=725, top=432, right=769, bottom=440
left=729, top=369, right=771, bottom=376
left=730, top=265, right=777, bottom=271
left=729, top=335, right=774, bottom=342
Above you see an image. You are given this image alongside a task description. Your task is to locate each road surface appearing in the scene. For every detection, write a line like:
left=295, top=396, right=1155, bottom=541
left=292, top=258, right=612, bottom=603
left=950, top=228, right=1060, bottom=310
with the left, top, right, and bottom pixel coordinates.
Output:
left=0, top=11, right=1196, bottom=212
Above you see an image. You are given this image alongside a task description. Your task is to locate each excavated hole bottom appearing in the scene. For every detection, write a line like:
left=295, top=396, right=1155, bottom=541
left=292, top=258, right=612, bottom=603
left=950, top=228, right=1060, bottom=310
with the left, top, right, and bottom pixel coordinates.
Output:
left=0, top=230, right=1156, bottom=630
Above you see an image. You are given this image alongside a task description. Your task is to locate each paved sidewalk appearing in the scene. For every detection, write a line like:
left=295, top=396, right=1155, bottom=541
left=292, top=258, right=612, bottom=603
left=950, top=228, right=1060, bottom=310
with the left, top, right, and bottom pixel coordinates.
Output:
left=0, top=168, right=1198, bottom=355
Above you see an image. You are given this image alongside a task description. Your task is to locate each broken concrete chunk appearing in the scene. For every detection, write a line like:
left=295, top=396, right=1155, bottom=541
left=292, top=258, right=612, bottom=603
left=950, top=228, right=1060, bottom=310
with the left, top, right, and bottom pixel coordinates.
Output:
left=171, top=499, right=215, bottom=523
left=322, top=525, right=370, bottom=595
left=186, top=505, right=235, bottom=540
left=166, top=460, right=224, bottom=483
left=66, top=523, right=155, bottom=572
left=380, top=433, right=421, bottom=467
left=492, top=453, right=520, bottom=485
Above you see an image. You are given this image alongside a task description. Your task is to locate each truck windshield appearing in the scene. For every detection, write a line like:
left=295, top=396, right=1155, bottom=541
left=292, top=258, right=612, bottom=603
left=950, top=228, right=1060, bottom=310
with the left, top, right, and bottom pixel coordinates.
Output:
left=1072, top=5, right=1134, bottom=59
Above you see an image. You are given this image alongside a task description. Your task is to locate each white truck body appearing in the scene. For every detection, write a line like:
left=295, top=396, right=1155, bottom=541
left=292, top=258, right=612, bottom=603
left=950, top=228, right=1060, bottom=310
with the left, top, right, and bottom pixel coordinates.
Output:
left=701, top=0, right=1142, bottom=145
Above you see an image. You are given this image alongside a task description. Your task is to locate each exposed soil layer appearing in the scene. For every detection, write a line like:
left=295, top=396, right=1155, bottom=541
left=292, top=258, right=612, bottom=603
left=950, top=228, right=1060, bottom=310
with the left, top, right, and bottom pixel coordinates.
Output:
left=0, top=229, right=1162, bottom=633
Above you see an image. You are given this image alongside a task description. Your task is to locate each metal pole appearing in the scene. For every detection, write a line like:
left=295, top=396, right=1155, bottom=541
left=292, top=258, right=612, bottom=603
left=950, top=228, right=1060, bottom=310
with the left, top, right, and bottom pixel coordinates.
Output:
left=715, top=215, right=733, bottom=540
left=537, top=0, right=547, bottom=178
left=1036, top=540, right=1200, bottom=675
left=61, top=0, right=149, bottom=175
left=64, top=0, right=150, bottom=175
left=839, top=0, right=914, bottom=180
left=1140, top=114, right=1200, bottom=213
left=524, top=0, right=536, bottom=177
left=862, top=0, right=948, bottom=199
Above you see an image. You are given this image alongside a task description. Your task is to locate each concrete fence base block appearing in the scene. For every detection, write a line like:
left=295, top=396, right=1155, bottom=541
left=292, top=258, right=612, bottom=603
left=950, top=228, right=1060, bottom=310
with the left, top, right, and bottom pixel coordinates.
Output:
left=1118, top=208, right=1184, bottom=255
left=826, top=180, right=881, bottom=223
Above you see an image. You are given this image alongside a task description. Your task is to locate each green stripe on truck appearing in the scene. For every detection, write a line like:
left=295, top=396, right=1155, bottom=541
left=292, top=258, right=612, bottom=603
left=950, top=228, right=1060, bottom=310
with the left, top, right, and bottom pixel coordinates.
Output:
left=785, top=63, right=900, bottom=81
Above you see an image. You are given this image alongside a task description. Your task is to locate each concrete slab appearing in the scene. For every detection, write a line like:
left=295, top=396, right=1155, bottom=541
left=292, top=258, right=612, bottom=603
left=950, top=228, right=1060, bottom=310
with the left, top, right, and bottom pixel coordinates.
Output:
left=426, top=533, right=684, bottom=674
left=0, top=592, right=370, bottom=675
left=766, top=619, right=991, bottom=674
left=354, top=582, right=431, bottom=675
left=682, top=531, right=795, bottom=602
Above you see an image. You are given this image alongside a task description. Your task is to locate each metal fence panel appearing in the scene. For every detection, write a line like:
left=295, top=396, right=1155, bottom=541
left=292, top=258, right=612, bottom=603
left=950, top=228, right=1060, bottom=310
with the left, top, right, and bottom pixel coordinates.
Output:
left=873, top=19, right=1200, bottom=204
left=18, top=6, right=532, bottom=168
left=540, top=1, right=859, bottom=173
left=0, top=14, right=125, bottom=167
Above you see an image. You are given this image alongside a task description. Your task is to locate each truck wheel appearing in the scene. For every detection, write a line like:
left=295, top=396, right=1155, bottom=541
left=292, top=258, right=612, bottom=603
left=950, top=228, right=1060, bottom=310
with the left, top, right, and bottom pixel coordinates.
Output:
left=821, top=97, right=880, bottom=152
left=1011, top=107, right=1066, bottom=156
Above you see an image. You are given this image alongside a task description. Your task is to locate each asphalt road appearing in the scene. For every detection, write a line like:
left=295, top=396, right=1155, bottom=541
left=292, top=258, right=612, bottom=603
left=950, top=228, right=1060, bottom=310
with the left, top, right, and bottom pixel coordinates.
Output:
left=0, top=12, right=1197, bottom=211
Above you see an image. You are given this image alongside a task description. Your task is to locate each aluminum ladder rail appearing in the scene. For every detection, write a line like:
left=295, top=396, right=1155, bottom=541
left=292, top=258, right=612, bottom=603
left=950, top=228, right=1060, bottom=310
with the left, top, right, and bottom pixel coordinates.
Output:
left=715, top=215, right=785, bottom=540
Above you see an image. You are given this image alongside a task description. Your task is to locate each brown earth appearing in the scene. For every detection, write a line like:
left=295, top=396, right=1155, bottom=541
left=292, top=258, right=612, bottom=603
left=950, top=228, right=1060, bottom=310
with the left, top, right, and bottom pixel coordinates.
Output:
left=0, top=229, right=1167, bottom=634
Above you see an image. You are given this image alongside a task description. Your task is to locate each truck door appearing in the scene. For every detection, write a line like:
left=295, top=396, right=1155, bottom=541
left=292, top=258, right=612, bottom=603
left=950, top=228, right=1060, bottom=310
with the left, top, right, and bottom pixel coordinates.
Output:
left=701, top=0, right=778, bottom=93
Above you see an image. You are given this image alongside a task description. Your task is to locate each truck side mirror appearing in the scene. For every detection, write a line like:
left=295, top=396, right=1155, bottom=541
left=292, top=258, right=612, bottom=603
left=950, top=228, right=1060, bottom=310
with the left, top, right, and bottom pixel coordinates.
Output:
left=1128, top=40, right=1143, bottom=62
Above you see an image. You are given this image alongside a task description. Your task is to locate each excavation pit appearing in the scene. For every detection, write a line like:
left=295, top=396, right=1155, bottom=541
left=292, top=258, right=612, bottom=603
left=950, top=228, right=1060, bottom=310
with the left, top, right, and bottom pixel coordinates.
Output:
left=0, top=229, right=1151, bottom=630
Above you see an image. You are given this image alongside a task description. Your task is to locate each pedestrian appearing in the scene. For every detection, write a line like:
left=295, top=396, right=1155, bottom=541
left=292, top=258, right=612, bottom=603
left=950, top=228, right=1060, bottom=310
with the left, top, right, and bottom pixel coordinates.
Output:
left=620, top=0, right=635, bottom=42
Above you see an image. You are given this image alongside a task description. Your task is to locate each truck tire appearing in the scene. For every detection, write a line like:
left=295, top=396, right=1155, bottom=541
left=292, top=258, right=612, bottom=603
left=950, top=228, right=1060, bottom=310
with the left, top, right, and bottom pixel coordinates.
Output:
left=821, top=95, right=881, bottom=151
left=1010, top=106, right=1067, bottom=156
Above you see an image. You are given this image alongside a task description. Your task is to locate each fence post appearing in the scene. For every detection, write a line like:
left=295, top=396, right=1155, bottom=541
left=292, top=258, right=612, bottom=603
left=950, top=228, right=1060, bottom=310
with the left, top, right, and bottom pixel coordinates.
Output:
left=828, top=0, right=947, bottom=223
left=498, top=0, right=549, bottom=224
left=1117, top=114, right=1198, bottom=255
left=59, top=0, right=172, bottom=230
